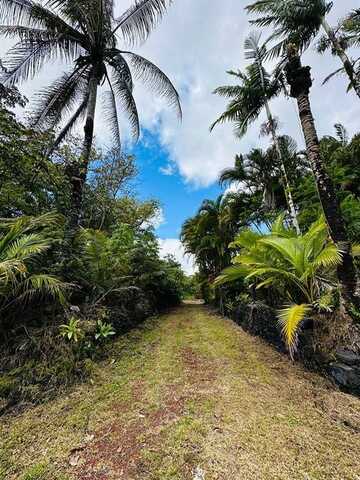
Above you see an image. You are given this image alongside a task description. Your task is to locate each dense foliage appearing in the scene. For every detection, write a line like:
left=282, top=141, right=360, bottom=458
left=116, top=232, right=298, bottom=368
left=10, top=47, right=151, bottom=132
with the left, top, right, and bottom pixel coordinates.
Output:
left=182, top=6, right=360, bottom=359
left=0, top=0, right=188, bottom=410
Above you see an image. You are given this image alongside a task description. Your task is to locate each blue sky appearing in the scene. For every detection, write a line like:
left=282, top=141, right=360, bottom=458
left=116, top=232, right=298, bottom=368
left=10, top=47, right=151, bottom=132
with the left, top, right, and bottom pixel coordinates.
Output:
left=132, top=130, right=222, bottom=240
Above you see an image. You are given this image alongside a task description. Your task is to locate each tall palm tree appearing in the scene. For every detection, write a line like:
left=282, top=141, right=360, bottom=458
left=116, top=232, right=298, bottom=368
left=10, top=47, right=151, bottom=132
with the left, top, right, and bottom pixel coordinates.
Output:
left=283, top=44, right=358, bottom=306
left=247, top=7, right=358, bottom=305
left=246, top=0, right=360, bottom=99
left=211, top=32, right=300, bottom=233
left=0, top=0, right=181, bottom=234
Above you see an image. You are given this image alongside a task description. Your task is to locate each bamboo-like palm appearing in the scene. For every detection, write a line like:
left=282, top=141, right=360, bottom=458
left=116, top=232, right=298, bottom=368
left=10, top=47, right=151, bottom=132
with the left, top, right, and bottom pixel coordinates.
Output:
left=246, top=0, right=360, bottom=98
left=0, top=0, right=181, bottom=233
left=211, top=32, right=300, bottom=233
left=215, top=216, right=342, bottom=355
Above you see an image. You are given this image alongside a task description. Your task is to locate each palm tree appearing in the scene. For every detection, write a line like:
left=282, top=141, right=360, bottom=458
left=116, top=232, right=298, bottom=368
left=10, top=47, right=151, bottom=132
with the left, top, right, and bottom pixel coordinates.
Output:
left=0, top=212, right=68, bottom=310
left=215, top=216, right=342, bottom=355
left=220, top=138, right=305, bottom=220
left=220, top=149, right=278, bottom=209
left=246, top=0, right=360, bottom=98
left=282, top=44, right=358, bottom=307
left=243, top=5, right=359, bottom=306
left=181, top=195, right=236, bottom=278
left=211, top=32, right=300, bottom=233
left=0, top=0, right=181, bottom=234
left=181, top=195, right=237, bottom=312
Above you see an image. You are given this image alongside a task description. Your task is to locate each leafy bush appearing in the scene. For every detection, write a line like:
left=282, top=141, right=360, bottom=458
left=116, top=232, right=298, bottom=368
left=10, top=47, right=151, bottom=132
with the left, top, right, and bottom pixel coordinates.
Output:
left=0, top=213, right=69, bottom=323
left=216, top=216, right=342, bottom=355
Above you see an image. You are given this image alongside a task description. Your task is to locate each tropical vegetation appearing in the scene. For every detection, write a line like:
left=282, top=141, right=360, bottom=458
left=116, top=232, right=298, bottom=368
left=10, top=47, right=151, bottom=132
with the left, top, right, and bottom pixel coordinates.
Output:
left=0, top=0, right=190, bottom=411
left=0, top=0, right=359, bottom=420
left=182, top=3, right=360, bottom=359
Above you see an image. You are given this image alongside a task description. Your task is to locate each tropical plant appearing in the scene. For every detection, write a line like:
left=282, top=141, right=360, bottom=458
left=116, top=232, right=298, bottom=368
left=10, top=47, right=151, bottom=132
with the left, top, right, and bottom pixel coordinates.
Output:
left=211, top=32, right=300, bottom=233
left=240, top=5, right=359, bottom=306
left=94, top=319, right=115, bottom=341
left=219, top=138, right=305, bottom=217
left=246, top=0, right=360, bottom=98
left=215, top=216, right=342, bottom=355
left=0, top=212, right=68, bottom=311
left=181, top=195, right=237, bottom=279
left=60, top=317, right=83, bottom=343
left=0, top=0, right=181, bottom=233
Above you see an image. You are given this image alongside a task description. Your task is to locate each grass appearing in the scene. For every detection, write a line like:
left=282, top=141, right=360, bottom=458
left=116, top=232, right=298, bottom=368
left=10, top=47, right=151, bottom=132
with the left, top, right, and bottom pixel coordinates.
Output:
left=1, top=305, right=360, bottom=479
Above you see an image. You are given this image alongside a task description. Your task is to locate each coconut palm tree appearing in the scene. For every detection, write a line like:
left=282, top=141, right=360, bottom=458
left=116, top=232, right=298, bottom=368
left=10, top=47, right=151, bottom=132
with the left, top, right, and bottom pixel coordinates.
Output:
left=215, top=216, right=342, bottom=355
left=211, top=32, right=300, bottom=233
left=283, top=44, right=358, bottom=307
left=0, top=0, right=181, bottom=234
left=246, top=0, right=360, bottom=98
left=243, top=5, right=359, bottom=306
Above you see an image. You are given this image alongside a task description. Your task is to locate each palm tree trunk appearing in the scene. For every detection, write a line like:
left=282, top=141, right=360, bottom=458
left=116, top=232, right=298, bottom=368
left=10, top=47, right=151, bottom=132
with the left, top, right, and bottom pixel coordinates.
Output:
left=68, top=71, right=98, bottom=236
left=321, top=17, right=360, bottom=99
left=255, top=46, right=300, bottom=234
left=264, top=102, right=301, bottom=234
left=285, top=46, right=358, bottom=306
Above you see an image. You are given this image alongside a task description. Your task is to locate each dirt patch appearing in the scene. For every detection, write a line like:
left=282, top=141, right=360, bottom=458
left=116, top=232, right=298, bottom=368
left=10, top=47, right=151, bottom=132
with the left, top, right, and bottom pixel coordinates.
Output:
left=181, top=347, right=218, bottom=384
left=72, top=384, right=188, bottom=479
left=71, top=344, right=219, bottom=478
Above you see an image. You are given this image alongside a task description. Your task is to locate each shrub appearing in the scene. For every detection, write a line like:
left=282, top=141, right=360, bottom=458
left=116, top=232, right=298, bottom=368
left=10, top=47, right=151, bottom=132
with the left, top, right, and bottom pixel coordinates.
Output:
left=216, top=216, right=343, bottom=355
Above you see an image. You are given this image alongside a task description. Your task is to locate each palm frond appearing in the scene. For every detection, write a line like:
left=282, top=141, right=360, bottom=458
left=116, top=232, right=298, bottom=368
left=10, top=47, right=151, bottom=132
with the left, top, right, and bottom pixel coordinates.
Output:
left=110, top=65, right=140, bottom=141
left=0, top=0, right=83, bottom=40
left=50, top=93, right=89, bottom=152
left=2, top=33, right=81, bottom=85
left=121, top=50, right=181, bottom=118
left=5, top=233, right=50, bottom=260
left=322, top=66, right=346, bottom=85
left=214, top=265, right=250, bottom=286
left=31, top=66, right=89, bottom=129
left=15, top=274, right=69, bottom=305
left=278, top=303, right=311, bottom=355
left=102, top=82, right=121, bottom=152
left=312, top=243, right=342, bottom=269
left=114, top=0, right=172, bottom=45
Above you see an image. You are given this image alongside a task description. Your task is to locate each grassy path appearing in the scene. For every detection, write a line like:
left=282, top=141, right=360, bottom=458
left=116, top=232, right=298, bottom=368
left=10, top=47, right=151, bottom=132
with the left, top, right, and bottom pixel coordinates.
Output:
left=1, top=305, right=360, bottom=480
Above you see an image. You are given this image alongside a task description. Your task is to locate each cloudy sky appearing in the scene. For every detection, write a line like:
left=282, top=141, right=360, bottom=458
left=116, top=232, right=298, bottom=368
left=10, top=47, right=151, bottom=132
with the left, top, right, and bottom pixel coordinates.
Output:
left=2, top=0, right=360, bottom=274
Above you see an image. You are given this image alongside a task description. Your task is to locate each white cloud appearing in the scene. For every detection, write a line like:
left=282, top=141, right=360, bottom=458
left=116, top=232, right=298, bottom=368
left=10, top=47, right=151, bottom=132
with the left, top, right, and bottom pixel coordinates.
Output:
left=117, top=0, right=360, bottom=187
left=158, top=238, right=196, bottom=276
left=159, top=163, right=176, bottom=176
left=2, top=1, right=360, bottom=188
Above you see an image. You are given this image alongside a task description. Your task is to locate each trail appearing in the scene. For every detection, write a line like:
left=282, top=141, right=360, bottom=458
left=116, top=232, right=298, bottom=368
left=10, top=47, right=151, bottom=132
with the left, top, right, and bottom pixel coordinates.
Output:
left=1, top=305, right=360, bottom=480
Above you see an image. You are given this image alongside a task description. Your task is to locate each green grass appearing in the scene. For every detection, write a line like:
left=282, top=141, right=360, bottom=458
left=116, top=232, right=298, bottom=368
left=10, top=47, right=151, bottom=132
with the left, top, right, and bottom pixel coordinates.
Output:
left=1, top=305, right=360, bottom=480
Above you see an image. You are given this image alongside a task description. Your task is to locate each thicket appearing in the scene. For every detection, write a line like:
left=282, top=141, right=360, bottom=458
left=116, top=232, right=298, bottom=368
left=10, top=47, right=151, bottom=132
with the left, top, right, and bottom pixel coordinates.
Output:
left=0, top=86, right=186, bottom=412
